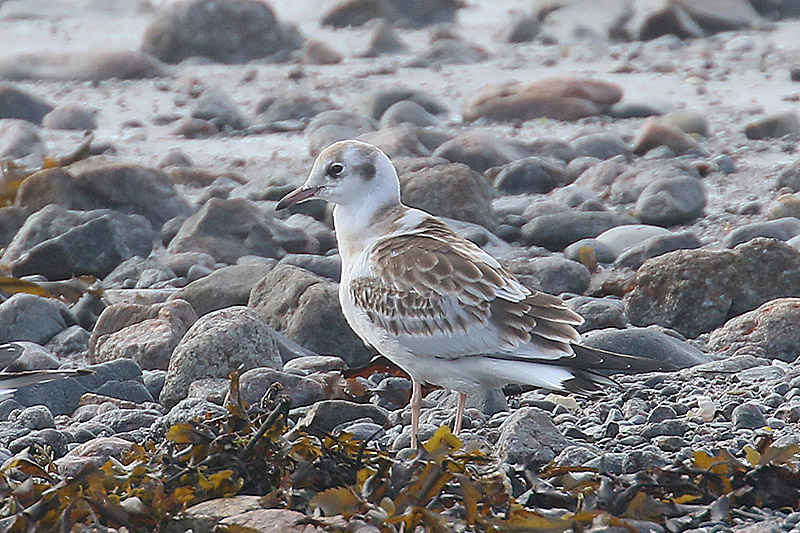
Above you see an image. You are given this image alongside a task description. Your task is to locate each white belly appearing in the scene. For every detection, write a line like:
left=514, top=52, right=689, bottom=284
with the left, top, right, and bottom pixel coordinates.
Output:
left=337, top=235, right=574, bottom=394
left=339, top=281, right=572, bottom=393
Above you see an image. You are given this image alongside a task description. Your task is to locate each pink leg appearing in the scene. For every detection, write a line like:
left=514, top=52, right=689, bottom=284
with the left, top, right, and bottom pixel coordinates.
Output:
left=410, top=378, right=422, bottom=449
left=454, top=392, right=467, bottom=435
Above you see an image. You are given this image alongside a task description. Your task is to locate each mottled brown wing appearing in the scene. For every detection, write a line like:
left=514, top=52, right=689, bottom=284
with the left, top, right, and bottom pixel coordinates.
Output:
left=351, top=217, right=584, bottom=357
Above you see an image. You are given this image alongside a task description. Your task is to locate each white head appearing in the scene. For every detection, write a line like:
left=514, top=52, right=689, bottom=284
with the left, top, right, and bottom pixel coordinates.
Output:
left=276, top=140, right=400, bottom=211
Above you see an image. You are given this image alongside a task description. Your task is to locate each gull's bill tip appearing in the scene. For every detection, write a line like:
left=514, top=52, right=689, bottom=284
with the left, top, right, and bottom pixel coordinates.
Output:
left=276, top=186, right=320, bottom=210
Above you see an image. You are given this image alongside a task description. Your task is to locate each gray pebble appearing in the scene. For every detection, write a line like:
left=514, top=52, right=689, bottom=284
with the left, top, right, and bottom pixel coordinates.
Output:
left=732, top=402, right=767, bottom=430
left=712, top=154, right=736, bottom=174
left=16, top=405, right=55, bottom=430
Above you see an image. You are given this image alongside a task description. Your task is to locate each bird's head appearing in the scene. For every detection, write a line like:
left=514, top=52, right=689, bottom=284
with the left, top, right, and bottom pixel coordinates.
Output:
left=276, top=140, right=400, bottom=210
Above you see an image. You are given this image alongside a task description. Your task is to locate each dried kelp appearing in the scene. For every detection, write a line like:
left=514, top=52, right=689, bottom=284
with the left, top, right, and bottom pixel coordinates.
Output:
left=0, top=371, right=798, bottom=532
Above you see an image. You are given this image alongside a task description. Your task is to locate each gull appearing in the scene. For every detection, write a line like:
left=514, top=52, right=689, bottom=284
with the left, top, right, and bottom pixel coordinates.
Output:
left=277, top=140, right=672, bottom=448
left=0, top=343, right=93, bottom=401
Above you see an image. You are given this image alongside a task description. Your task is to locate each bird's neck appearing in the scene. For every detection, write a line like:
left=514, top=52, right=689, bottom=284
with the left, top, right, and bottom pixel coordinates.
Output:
left=334, top=197, right=405, bottom=262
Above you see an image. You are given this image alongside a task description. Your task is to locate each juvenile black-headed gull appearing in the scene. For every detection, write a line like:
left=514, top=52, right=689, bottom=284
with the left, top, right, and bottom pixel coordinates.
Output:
left=0, top=343, right=93, bottom=401
left=277, top=140, right=671, bottom=448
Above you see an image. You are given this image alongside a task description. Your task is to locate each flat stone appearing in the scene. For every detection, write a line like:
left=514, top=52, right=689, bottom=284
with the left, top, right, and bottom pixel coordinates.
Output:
left=724, top=218, right=800, bottom=248
left=0, top=51, right=168, bottom=81
left=745, top=111, right=800, bottom=140
left=166, top=496, right=265, bottom=533
left=55, top=436, right=133, bottom=478
left=296, top=400, right=388, bottom=434
left=464, top=77, right=623, bottom=122
left=521, top=211, right=637, bottom=251
left=595, top=224, right=671, bottom=256
left=614, top=231, right=703, bottom=270
left=217, top=509, right=326, bottom=533
left=582, top=325, right=712, bottom=368
left=0, top=84, right=53, bottom=124
left=321, top=0, right=464, bottom=29
left=632, top=117, right=708, bottom=156
left=171, top=264, right=275, bottom=317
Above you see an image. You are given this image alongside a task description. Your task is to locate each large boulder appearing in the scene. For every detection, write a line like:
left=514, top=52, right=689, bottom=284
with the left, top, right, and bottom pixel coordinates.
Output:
left=399, top=161, right=498, bottom=230
left=249, top=264, right=372, bottom=368
left=168, top=198, right=315, bottom=264
left=321, top=0, right=464, bottom=28
left=17, top=161, right=192, bottom=229
left=2, top=205, right=153, bottom=279
left=160, top=307, right=282, bottom=408
left=88, top=300, right=197, bottom=370
left=141, top=0, right=303, bottom=64
left=708, top=298, right=800, bottom=362
left=521, top=211, right=637, bottom=251
left=626, top=238, right=800, bottom=338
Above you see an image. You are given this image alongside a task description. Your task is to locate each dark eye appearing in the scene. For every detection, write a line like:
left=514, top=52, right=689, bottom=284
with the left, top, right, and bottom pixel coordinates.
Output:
left=327, top=163, right=344, bottom=178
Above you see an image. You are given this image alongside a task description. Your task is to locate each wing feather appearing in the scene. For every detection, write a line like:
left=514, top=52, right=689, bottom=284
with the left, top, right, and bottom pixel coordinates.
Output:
left=348, top=216, right=588, bottom=362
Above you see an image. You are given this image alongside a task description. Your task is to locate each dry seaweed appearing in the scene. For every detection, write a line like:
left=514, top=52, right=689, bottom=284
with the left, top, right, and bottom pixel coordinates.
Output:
left=0, top=133, right=93, bottom=207
left=0, top=372, right=798, bottom=532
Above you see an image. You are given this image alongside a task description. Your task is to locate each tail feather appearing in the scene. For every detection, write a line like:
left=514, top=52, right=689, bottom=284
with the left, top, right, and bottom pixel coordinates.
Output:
left=0, top=343, right=23, bottom=369
left=0, top=368, right=94, bottom=401
left=561, top=370, right=617, bottom=396
left=558, top=343, right=676, bottom=373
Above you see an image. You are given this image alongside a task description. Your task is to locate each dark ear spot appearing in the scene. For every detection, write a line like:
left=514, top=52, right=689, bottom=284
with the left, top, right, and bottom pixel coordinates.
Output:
left=356, top=162, right=376, bottom=180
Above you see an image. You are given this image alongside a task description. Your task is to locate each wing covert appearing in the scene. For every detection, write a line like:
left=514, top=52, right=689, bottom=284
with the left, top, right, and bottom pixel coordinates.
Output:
left=347, top=216, right=585, bottom=359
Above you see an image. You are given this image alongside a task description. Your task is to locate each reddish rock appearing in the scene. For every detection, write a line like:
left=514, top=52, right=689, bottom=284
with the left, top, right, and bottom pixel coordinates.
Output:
left=708, top=297, right=800, bottom=362
left=463, top=78, right=623, bottom=122
left=632, top=117, right=707, bottom=156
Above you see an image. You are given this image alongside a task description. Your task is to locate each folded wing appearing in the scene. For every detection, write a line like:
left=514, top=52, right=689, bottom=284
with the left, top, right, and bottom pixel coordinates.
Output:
left=349, top=217, right=589, bottom=362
